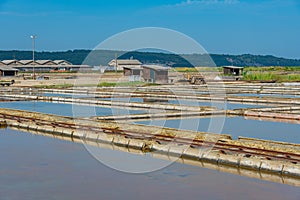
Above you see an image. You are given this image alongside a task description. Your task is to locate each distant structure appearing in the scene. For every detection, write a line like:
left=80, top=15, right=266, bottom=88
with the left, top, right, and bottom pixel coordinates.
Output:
left=108, top=59, right=142, bottom=71
left=142, top=65, right=169, bottom=84
left=223, top=66, right=244, bottom=76
left=123, top=66, right=142, bottom=76
left=123, top=66, right=143, bottom=82
left=0, top=66, right=18, bottom=77
left=122, top=64, right=170, bottom=83
left=0, top=59, right=91, bottom=72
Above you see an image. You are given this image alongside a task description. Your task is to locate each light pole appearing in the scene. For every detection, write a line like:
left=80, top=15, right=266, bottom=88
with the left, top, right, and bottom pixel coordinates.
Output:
left=115, top=53, right=118, bottom=73
left=30, top=35, right=37, bottom=80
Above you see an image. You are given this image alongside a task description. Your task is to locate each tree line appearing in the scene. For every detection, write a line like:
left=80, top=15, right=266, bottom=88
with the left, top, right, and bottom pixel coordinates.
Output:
left=1, top=49, right=299, bottom=67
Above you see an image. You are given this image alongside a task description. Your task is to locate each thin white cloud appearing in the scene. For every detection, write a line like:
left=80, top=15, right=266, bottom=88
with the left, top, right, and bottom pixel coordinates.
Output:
left=172, top=0, right=240, bottom=7
left=0, top=11, right=73, bottom=17
left=0, top=11, right=27, bottom=16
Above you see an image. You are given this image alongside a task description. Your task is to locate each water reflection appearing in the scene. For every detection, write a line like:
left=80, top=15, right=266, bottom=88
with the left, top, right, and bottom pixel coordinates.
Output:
left=0, top=128, right=299, bottom=200
left=0, top=101, right=144, bottom=117
left=135, top=117, right=300, bottom=143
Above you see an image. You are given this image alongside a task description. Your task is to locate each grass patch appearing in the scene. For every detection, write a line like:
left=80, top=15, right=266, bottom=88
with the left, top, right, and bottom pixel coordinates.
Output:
left=173, top=67, right=222, bottom=72
left=173, top=67, right=198, bottom=72
left=279, top=74, right=300, bottom=82
left=97, top=82, right=117, bottom=87
left=33, top=84, right=74, bottom=89
left=244, top=66, right=300, bottom=72
left=243, top=73, right=278, bottom=81
left=97, top=81, right=148, bottom=87
left=196, top=67, right=222, bottom=72
left=243, top=72, right=300, bottom=82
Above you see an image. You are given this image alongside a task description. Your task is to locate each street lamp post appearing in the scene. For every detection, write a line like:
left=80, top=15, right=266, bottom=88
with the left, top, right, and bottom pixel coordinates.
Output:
left=30, top=35, right=37, bottom=80
left=114, top=53, right=118, bottom=73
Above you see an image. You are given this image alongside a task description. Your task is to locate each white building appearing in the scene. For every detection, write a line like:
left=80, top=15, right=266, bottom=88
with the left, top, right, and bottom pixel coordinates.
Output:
left=108, top=59, right=142, bottom=71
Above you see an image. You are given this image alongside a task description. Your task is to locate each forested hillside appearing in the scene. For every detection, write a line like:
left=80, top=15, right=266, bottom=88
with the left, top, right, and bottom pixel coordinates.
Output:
left=1, top=50, right=299, bottom=67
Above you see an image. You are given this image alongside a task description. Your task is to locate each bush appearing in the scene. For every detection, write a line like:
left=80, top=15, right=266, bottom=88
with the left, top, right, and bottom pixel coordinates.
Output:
left=243, top=72, right=300, bottom=82
left=243, top=73, right=278, bottom=81
left=97, top=81, right=145, bottom=87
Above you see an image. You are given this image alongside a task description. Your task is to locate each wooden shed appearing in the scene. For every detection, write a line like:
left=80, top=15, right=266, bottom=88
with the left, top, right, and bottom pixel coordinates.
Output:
left=0, top=66, right=18, bottom=76
left=123, top=66, right=142, bottom=76
left=123, top=66, right=142, bottom=82
left=223, top=66, right=244, bottom=76
left=142, top=65, right=169, bottom=84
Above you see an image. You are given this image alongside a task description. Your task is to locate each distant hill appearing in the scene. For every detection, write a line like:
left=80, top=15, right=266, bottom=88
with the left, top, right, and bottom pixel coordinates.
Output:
left=1, top=49, right=300, bottom=67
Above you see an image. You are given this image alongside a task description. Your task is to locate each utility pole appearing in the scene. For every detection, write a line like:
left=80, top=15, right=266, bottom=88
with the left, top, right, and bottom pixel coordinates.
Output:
left=12, top=54, right=16, bottom=65
left=115, top=53, right=118, bottom=73
left=30, top=35, right=37, bottom=80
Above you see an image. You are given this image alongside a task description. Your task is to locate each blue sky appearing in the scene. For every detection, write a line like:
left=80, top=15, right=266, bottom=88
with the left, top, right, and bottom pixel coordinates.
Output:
left=0, top=0, right=300, bottom=58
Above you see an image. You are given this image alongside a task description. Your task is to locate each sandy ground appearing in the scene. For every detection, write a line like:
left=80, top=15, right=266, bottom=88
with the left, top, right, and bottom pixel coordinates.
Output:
left=2, top=72, right=245, bottom=87
left=4, top=73, right=126, bottom=87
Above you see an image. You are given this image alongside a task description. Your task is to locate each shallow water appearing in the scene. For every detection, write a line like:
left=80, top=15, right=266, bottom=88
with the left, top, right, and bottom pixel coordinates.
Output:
left=168, top=99, right=265, bottom=109
left=98, top=97, right=266, bottom=109
left=0, top=101, right=144, bottom=117
left=37, top=93, right=269, bottom=110
left=0, top=128, right=299, bottom=200
left=231, top=93, right=300, bottom=98
left=43, top=92, right=91, bottom=98
left=135, top=116, right=300, bottom=143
